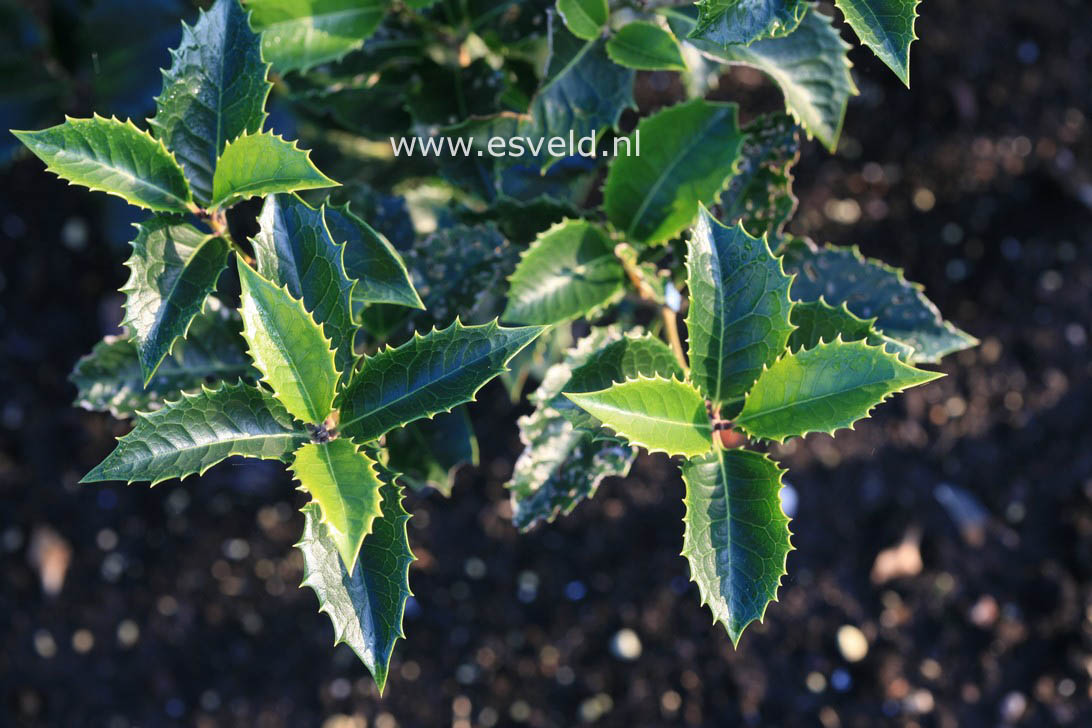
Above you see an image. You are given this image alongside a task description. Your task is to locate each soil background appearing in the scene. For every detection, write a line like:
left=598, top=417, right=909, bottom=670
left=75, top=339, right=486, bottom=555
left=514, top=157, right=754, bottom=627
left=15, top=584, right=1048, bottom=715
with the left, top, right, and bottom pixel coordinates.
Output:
left=2, top=1, right=1091, bottom=727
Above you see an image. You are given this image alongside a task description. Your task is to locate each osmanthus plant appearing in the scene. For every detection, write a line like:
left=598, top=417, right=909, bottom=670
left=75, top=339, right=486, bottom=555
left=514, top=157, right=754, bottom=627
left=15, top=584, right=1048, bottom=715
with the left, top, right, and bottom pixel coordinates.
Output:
left=12, top=0, right=972, bottom=692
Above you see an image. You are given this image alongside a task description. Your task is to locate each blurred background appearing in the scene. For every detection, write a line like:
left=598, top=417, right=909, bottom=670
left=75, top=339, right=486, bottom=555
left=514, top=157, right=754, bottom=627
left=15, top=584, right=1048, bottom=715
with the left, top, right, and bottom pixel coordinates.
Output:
left=1, top=0, right=1090, bottom=726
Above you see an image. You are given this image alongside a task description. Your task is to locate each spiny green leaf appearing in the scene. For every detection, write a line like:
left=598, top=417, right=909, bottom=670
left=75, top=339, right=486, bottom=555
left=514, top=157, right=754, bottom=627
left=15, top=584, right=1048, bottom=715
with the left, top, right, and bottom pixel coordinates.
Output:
left=565, top=375, right=713, bottom=457
left=503, top=219, right=625, bottom=326
left=685, top=208, right=794, bottom=407
left=681, top=448, right=792, bottom=646
left=834, top=0, right=919, bottom=86
left=337, top=319, right=544, bottom=443
left=81, top=381, right=307, bottom=485
left=556, top=0, right=607, bottom=41
left=323, top=203, right=422, bottom=310
left=297, top=467, right=413, bottom=693
left=788, top=299, right=914, bottom=359
left=121, top=217, right=230, bottom=385
left=721, top=113, right=800, bottom=240
left=12, top=115, right=194, bottom=213
left=148, top=0, right=271, bottom=205
left=71, top=302, right=256, bottom=418
left=604, top=99, right=745, bottom=246
left=244, top=0, right=389, bottom=73
left=237, top=260, right=340, bottom=424
left=557, top=333, right=684, bottom=430
left=689, top=0, right=807, bottom=46
left=386, top=407, right=478, bottom=497
left=606, top=22, right=687, bottom=71
left=251, top=194, right=357, bottom=375
left=509, top=327, right=637, bottom=529
left=736, top=338, right=943, bottom=443
left=670, top=7, right=857, bottom=151
left=210, top=130, right=337, bottom=208
left=780, top=238, right=978, bottom=363
left=291, top=439, right=384, bottom=571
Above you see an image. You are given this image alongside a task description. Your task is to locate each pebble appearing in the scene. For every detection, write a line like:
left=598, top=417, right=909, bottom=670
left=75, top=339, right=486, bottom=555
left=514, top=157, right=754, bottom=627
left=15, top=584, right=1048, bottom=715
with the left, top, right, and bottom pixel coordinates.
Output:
left=610, top=628, right=642, bottom=661
left=837, top=624, right=869, bottom=662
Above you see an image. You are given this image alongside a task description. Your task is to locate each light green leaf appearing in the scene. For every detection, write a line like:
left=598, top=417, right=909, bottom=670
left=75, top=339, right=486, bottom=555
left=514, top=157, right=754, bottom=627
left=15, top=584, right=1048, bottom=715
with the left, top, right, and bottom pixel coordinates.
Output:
left=237, top=260, right=340, bottom=424
left=297, top=467, right=413, bottom=693
left=503, top=220, right=625, bottom=325
left=788, top=299, right=914, bottom=360
left=721, top=113, right=799, bottom=240
left=685, top=207, right=794, bottom=407
left=508, top=327, right=637, bottom=529
left=251, top=194, right=357, bottom=375
left=736, top=338, right=943, bottom=442
left=121, top=217, right=230, bottom=384
left=337, top=319, right=544, bottom=443
left=780, top=238, right=978, bottom=363
left=244, top=0, right=389, bottom=73
left=148, top=0, right=271, bottom=205
left=291, top=439, right=384, bottom=571
left=81, top=381, right=307, bottom=485
left=323, top=203, right=422, bottom=310
left=556, top=0, right=608, bottom=41
left=606, top=22, right=687, bottom=71
left=669, top=7, right=857, bottom=152
left=565, top=376, right=712, bottom=457
left=604, top=99, right=745, bottom=246
left=681, top=448, right=791, bottom=645
left=386, top=407, right=478, bottom=497
left=210, top=130, right=337, bottom=208
left=689, top=0, right=807, bottom=46
left=834, top=0, right=919, bottom=86
left=70, top=302, right=256, bottom=418
left=557, top=333, right=684, bottom=430
left=13, top=115, right=193, bottom=213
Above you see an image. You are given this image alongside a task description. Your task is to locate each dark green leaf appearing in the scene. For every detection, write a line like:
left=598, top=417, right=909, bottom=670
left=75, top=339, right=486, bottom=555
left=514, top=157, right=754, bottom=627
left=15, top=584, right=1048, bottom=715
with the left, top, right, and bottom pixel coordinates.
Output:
left=556, top=0, right=608, bottom=41
left=386, top=407, right=478, bottom=496
left=689, top=0, right=807, bottom=46
left=834, top=0, right=919, bottom=86
left=323, top=203, right=422, bottom=310
left=244, top=0, right=389, bottom=73
left=720, top=113, right=799, bottom=240
left=606, top=22, right=686, bottom=71
left=788, top=299, right=914, bottom=359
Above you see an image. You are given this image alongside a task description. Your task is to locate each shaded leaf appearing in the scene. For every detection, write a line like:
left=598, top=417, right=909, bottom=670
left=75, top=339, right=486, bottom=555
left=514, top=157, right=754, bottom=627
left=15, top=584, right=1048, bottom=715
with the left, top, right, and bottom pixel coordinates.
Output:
left=720, top=113, right=799, bottom=240
left=681, top=448, right=791, bottom=645
left=834, top=0, right=919, bottom=86
left=323, top=203, right=422, bottom=310
left=606, top=22, right=686, bottom=71
left=788, top=299, right=914, bottom=359
left=386, top=407, right=478, bottom=496
left=689, top=0, right=807, bottom=46
left=245, top=0, right=389, bottom=73
left=82, top=382, right=307, bottom=485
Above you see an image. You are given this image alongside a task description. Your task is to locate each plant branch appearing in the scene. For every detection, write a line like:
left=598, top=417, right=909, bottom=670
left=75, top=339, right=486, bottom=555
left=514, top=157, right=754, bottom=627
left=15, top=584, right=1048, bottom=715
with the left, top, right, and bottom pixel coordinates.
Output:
left=200, top=208, right=253, bottom=265
left=616, top=242, right=689, bottom=371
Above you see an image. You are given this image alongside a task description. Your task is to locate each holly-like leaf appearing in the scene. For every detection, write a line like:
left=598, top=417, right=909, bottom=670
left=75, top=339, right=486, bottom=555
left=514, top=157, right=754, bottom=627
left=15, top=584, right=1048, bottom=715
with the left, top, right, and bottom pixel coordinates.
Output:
left=606, top=22, right=687, bottom=71
left=244, top=0, right=389, bottom=73
left=557, top=333, right=684, bottom=430
left=565, top=376, right=713, bottom=457
left=297, top=468, right=413, bottom=693
left=323, top=203, right=422, bottom=310
left=604, top=99, right=745, bottom=246
left=556, top=0, right=608, bottom=41
left=508, top=326, right=637, bottom=529
left=337, top=319, right=544, bottom=443
left=237, top=261, right=340, bottom=424
left=148, top=0, right=271, bottom=205
left=736, top=338, right=942, bottom=443
left=503, top=220, right=625, bottom=325
left=670, top=7, right=857, bottom=151
left=781, top=238, right=978, bottom=363
left=721, top=113, right=799, bottom=240
left=71, top=302, right=256, bottom=418
left=291, top=439, right=384, bottom=571
left=685, top=208, right=794, bottom=407
left=251, top=194, right=357, bottom=375
left=681, top=448, right=791, bottom=645
left=121, top=217, right=230, bottom=384
left=13, top=115, right=193, bottom=213
left=81, top=382, right=307, bottom=485
left=788, top=299, right=914, bottom=359
left=834, top=0, right=919, bottom=86
left=386, top=407, right=478, bottom=496
left=210, top=130, right=337, bottom=208
left=689, top=0, right=807, bottom=46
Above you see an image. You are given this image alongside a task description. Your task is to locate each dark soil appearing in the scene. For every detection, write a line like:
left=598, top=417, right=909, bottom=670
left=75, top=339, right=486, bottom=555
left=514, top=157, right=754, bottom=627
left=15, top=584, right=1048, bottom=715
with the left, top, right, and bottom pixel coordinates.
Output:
left=2, top=1, right=1091, bottom=726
